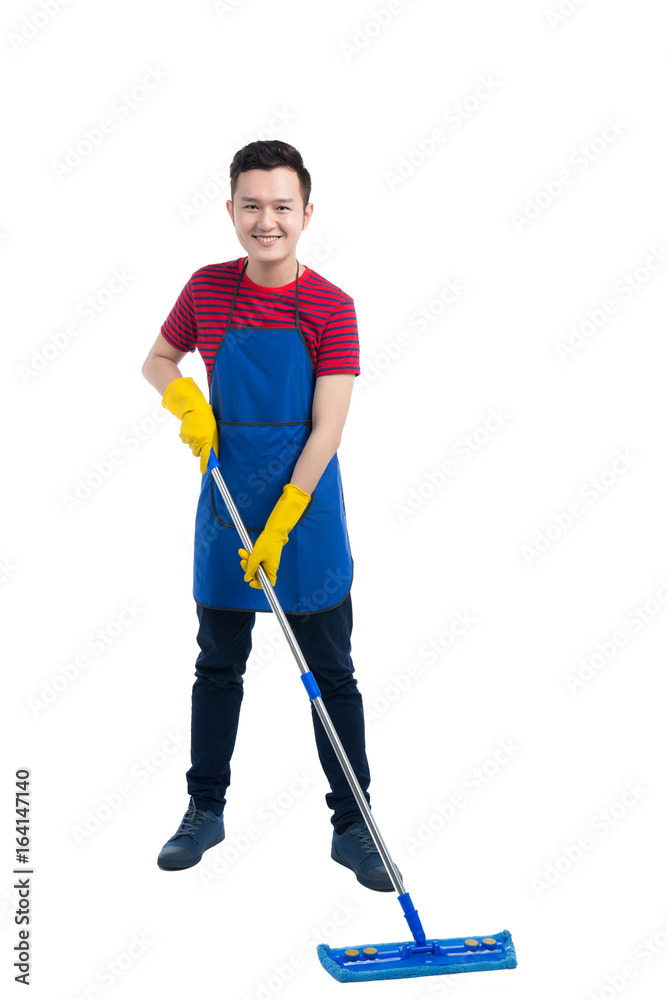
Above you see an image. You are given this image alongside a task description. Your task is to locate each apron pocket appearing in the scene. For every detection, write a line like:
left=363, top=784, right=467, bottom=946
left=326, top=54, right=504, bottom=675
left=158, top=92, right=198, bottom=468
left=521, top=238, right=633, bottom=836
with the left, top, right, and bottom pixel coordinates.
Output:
left=212, top=421, right=309, bottom=532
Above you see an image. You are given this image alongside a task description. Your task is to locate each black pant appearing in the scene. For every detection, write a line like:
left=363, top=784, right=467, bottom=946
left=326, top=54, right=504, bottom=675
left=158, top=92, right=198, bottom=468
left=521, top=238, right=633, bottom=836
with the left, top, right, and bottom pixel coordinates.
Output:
left=185, top=591, right=371, bottom=833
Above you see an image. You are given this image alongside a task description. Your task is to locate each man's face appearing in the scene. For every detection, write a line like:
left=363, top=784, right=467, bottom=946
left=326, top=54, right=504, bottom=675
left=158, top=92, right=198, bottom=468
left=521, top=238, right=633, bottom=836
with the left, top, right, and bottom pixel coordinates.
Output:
left=226, top=166, right=313, bottom=266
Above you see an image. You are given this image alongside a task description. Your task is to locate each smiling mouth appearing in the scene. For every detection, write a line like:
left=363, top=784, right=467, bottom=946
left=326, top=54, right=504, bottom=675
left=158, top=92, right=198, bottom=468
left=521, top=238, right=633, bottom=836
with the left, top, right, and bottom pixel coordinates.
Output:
left=253, top=235, right=282, bottom=244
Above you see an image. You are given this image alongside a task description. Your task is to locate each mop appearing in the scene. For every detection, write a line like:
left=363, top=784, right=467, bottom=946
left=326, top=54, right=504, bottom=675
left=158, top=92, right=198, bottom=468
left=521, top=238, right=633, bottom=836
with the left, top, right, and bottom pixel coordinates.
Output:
left=207, top=451, right=517, bottom=983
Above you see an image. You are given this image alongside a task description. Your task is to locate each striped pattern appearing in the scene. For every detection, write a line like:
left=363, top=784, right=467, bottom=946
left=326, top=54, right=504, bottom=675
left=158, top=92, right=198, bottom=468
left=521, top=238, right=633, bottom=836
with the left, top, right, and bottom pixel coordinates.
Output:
left=160, top=256, right=360, bottom=383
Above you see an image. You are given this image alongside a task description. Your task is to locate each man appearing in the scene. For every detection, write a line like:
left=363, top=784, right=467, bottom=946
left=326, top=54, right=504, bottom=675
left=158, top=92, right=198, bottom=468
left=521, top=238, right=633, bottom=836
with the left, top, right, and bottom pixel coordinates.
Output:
left=141, top=140, right=395, bottom=891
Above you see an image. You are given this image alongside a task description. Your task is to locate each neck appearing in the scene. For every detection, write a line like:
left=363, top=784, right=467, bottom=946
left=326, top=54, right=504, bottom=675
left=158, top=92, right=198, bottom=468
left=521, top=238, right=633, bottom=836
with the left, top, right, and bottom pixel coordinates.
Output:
left=244, top=254, right=301, bottom=287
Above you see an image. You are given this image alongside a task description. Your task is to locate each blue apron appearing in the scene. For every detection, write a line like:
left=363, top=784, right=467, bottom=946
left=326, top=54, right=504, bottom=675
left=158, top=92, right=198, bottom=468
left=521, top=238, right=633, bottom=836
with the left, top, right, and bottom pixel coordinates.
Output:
left=193, top=257, right=354, bottom=614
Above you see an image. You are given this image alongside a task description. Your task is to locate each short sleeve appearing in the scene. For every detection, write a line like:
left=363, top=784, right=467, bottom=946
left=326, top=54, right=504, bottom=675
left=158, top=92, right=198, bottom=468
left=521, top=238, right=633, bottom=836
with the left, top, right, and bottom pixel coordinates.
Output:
left=315, top=295, right=360, bottom=377
left=160, top=278, right=197, bottom=353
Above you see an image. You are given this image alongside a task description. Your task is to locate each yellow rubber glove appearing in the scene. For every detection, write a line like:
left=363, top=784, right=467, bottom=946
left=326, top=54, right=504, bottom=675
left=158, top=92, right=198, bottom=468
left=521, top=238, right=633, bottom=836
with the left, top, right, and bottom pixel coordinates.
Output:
left=162, top=377, right=219, bottom=474
left=239, top=484, right=311, bottom=589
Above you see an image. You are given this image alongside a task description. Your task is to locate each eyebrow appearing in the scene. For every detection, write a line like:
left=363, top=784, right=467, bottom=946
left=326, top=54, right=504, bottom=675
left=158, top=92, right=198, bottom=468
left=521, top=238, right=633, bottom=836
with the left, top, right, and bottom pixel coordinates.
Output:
left=239, top=196, right=294, bottom=203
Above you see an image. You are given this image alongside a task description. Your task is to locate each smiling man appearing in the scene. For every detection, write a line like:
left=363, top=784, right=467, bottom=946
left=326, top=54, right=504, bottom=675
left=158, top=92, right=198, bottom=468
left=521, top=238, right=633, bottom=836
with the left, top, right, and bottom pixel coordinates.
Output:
left=141, top=140, right=395, bottom=892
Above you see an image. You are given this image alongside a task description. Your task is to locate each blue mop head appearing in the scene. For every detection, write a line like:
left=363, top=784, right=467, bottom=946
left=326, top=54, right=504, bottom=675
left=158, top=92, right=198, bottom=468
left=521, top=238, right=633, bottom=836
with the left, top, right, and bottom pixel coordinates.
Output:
left=317, top=929, right=517, bottom=983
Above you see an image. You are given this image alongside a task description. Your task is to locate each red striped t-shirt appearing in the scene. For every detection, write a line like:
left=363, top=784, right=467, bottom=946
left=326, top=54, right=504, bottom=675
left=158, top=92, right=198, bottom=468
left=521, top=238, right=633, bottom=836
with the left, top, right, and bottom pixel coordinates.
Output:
left=160, top=256, right=360, bottom=385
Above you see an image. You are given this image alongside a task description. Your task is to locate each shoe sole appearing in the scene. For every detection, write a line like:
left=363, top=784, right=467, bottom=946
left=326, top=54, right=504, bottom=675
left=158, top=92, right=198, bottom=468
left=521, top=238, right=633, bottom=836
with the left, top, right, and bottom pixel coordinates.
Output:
left=157, top=830, right=225, bottom=871
left=331, top=848, right=395, bottom=892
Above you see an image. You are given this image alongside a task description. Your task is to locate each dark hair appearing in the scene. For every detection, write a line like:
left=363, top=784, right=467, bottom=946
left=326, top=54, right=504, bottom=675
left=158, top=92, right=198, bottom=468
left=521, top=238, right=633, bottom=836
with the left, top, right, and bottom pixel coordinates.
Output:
left=229, top=140, right=311, bottom=211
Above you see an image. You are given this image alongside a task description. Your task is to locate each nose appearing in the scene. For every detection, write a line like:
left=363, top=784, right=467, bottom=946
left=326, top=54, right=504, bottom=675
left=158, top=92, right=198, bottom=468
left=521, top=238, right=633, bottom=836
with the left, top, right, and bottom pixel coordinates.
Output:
left=258, top=207, right=279, bottom=231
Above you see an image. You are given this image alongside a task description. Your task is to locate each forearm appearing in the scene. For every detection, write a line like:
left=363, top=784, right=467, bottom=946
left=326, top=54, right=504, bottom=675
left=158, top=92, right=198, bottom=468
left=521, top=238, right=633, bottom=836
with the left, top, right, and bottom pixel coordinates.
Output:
left=290, top=427, right=341, bottom=496
left=142, top=355, right=183, bottom=397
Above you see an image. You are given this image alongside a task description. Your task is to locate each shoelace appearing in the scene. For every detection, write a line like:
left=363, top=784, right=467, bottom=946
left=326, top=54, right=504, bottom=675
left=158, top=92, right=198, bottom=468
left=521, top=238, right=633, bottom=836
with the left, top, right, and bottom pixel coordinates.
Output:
left=175, top=804, right=203, bottom=837
left=350, top=825, right=378, bottom=856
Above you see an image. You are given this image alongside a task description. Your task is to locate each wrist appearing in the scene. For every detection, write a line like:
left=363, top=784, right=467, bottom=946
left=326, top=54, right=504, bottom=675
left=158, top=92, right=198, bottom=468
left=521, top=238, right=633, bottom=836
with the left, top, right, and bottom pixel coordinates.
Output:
left=264, top=483, right=310, bottom=536
left=285, top=483, right=311, bottom=503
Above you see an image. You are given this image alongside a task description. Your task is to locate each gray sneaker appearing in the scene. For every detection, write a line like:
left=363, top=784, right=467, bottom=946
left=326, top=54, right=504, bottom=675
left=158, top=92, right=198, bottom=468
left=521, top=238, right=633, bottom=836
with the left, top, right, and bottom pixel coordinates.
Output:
left=157, top=797, right=225, bottom=870
left=331, top=822, right=401, bottom=892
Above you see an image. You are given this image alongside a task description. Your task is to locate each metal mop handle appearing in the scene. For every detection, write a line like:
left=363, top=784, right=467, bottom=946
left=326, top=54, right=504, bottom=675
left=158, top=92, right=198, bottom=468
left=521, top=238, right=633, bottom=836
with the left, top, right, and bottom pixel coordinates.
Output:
left=207, top=451, right=407, bottom=898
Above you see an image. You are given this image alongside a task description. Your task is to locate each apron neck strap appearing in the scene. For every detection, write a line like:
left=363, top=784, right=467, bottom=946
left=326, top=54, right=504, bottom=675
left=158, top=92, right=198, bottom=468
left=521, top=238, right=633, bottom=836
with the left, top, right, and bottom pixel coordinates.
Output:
left=226, top=257, right=301, bottom=336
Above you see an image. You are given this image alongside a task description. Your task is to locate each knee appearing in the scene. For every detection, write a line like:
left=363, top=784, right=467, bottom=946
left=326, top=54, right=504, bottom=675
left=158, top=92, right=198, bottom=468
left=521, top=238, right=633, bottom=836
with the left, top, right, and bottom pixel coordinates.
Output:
left=312, top=670, right=359, bottom=701
left=194, top=660, right=246, bottom=687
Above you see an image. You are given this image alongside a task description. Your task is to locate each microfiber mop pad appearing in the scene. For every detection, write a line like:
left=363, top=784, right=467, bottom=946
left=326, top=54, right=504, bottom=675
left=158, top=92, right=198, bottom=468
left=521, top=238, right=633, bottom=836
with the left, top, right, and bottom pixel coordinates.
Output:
left=317, top=929, right=517, bottom=983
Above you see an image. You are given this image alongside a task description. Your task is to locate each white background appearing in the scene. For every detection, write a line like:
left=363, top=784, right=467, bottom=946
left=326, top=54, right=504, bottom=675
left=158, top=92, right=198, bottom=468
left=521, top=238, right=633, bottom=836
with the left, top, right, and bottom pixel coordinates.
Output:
left=3, top=1, right=667, bottom=998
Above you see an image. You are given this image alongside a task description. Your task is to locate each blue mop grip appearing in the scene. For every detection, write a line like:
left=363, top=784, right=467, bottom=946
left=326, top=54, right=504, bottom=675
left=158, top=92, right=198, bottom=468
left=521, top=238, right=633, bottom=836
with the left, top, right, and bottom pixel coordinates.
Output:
left=301, top=672, right=322, bottom=700
left=398, top=892, right=426, bottom=945
left=206, top=448, right=221, bottom=471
